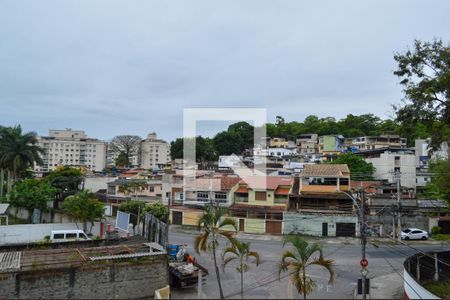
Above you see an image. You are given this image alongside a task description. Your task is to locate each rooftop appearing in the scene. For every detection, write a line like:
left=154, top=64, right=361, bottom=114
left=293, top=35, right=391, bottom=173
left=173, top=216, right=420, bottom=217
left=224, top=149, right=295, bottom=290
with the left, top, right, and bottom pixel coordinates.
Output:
left=302, top=164, right=350, bottom=177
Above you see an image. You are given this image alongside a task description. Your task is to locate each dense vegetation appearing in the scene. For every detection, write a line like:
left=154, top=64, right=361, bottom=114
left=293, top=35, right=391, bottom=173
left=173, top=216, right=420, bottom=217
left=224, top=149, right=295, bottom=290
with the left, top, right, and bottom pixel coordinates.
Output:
left=170, top=113, right=435, bottom=161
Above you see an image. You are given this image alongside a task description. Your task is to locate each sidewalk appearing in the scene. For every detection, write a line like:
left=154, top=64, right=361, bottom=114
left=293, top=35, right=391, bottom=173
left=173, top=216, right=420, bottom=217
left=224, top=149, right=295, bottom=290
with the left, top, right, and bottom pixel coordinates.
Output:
left=169, top=225, right=448, bottom=246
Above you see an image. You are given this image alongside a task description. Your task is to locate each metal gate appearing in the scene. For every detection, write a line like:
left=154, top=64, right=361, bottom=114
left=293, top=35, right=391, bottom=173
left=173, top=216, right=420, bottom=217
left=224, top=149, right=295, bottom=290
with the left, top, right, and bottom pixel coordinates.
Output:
left=172, top=211, right=183, bottom=225
left=266, top=221, right=282, bottom=235
left=336, top=222, right=356, bottom=237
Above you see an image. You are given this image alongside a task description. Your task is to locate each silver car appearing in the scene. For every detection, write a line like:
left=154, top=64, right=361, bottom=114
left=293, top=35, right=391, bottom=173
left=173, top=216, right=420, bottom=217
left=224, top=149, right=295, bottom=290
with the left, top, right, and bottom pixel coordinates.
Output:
left=401, top=228, right=429, bottom=240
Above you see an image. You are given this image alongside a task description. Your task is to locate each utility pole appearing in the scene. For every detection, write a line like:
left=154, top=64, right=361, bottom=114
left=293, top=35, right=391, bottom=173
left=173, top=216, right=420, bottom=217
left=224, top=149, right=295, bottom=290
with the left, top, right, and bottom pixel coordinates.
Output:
left=395, top=170, right=402, bottom=242
left=359, top=188, right=368, bottom=300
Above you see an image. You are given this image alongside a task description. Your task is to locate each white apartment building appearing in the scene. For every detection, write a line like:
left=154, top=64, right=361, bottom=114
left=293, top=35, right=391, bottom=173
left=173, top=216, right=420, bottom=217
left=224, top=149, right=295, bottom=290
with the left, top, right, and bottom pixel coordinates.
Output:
left=140, top=133, right=170, bottom=170
left=35, top=129, right=107, bottom=173
left=364, top=150, right=416, bottom=188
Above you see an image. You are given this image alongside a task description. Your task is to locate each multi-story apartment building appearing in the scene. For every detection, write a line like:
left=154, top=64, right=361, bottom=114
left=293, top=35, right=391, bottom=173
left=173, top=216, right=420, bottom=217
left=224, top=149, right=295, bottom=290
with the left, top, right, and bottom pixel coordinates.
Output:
left=362, top=149, right=416, bottom=188
left=351, top=135, right=407, bottom=152
left=140, top=133, right=170, bottom=170
left=296, top=134, right=319, bottom=157
left=35, top=129, right=106, bottom=173
left=318, top=135, right=345, bottom=156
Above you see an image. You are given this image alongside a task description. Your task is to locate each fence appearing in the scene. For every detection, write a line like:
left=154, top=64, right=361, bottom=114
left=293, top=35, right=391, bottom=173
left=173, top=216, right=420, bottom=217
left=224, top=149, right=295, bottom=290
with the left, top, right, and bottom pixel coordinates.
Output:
left=142, top=212, right=168, bottom=248
left=403, top=250, right=450, bottom=299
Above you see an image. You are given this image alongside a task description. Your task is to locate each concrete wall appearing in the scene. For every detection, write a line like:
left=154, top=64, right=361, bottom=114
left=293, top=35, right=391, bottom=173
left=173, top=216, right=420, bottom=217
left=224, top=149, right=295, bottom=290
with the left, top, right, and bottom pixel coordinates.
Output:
left=367, top=215, right=429, bottom=236
left=365, top=152, right=416, bottom=188
left=0, top=258, right=168, bottom=299
left=283, top=213, right=357, bottom=237
left=0, top=222, right=102, bottom=245
left=84, top=176, right=117, bottom=193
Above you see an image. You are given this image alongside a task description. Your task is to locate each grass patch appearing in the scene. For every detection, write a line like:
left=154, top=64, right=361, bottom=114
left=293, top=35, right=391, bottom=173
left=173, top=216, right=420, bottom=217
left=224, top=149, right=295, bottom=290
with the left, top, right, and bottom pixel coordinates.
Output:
left=431, top=234, right=450, bottom=241
left=424, top=281, right=450, bottom=299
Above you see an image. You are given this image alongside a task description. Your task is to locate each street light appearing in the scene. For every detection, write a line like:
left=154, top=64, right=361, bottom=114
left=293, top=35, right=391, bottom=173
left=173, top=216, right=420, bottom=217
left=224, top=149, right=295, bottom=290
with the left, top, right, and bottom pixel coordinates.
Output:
left=341, top=188, right=368, bottom=300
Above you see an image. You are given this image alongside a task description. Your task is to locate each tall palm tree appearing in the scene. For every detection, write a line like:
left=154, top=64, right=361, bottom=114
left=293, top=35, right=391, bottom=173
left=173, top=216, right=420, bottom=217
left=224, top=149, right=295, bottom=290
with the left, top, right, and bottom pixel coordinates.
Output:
left=222, top=240, right=260, bottom=299
left=279, top=235, right=335, bottom=300
left=194, top=205, right=237, bottom=299
left=0, top=126, right=44, bottom=194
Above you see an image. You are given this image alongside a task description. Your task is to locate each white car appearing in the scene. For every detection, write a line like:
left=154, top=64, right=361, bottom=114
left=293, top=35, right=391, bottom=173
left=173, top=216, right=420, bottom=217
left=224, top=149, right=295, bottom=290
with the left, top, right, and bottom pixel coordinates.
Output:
left=401, top=228, right=429, bottom=240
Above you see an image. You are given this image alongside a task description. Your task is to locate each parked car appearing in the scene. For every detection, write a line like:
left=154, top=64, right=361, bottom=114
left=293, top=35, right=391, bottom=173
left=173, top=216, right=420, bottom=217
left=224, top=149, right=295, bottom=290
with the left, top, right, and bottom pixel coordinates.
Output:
left=401, top=228, right=429, bottom=240
left=50, top=230, right=91, bottom=243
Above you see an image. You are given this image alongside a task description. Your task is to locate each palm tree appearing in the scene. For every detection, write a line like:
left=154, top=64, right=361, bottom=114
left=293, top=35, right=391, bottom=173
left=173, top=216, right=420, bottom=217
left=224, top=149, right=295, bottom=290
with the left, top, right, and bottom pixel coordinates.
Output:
left=0, top=126, right=44, bottom=194
left=279, top=235, right=335, bottom=300
left=194, top=205, right=237, bottom=299
left=222, top=240, right=260, bottom=299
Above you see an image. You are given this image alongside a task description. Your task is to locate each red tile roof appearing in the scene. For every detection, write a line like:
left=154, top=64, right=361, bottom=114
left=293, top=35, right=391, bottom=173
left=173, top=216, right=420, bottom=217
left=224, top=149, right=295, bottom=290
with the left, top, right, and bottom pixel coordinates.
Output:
left=238, top=176, right=293, bottom=190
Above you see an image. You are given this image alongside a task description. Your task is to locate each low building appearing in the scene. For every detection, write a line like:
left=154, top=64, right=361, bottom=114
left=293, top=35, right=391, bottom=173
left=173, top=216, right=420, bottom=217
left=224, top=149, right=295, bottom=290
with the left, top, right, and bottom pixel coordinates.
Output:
left=268, top=147, right=297, bottom=157
left=287, top=164, right=357, bottom=237
left=229, top=176, right=293, bottom=235
left=269, top=137, right=289, bottom=148
left=0, top=242, right=168, bottom=299
left=351, top=135, right=407, bottom=152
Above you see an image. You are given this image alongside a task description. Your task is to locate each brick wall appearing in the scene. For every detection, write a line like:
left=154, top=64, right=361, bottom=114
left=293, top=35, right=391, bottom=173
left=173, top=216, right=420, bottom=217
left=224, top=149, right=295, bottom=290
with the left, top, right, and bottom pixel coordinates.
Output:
left=0, top=257, right=168, bottom=299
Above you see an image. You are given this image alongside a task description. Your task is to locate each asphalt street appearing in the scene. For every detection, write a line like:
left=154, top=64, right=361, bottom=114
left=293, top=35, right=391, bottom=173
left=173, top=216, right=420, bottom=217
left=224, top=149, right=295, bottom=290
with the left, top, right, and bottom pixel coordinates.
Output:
left=169, top=230, right=449, bottom=299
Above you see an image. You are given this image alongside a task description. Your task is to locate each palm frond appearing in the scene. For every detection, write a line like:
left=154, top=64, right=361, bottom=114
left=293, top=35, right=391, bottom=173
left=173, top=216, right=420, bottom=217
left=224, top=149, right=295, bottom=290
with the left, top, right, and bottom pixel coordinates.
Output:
left=309, top=258, right=335, bottom=284
left=247, top=251, right=260, bottom=266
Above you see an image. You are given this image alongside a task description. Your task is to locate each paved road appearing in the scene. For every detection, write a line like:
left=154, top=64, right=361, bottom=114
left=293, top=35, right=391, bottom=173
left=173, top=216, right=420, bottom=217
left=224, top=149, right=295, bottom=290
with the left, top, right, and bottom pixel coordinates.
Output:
left=169, top=230, right=448, bottom=299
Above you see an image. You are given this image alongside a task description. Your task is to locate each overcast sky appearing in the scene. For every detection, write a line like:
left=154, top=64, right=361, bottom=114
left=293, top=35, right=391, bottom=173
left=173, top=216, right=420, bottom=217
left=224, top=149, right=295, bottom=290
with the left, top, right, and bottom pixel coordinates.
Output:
left=0, top=1, right=449, bottom=142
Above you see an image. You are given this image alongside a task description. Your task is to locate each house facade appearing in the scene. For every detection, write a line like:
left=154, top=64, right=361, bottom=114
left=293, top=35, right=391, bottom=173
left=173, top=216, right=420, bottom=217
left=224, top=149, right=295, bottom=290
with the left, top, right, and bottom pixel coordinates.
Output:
left=229, top=176, right=293, bottom=235
left=288, top=164, right=357, bottom=237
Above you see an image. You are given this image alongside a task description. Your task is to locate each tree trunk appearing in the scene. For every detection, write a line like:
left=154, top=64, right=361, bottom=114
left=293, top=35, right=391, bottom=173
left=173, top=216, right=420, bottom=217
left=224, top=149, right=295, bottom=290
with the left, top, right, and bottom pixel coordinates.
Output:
left=6, top=169, right=12, bottom=196
left=83, top=221, right=88, bottom=233
left=240, top=267, right=244, bottom=299
left=212, top=233, right=224, bottom=299
left=0, top=168, right=4, bottom=197
left=303, top=267, right=307, bottom=300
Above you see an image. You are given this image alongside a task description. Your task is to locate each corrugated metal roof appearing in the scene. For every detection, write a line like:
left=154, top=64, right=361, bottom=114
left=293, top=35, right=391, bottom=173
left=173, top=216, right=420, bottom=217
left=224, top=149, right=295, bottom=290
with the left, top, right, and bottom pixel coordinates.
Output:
left=0, top=203, right=9, bottom=215
left=0, top=251, right=21, bottom=272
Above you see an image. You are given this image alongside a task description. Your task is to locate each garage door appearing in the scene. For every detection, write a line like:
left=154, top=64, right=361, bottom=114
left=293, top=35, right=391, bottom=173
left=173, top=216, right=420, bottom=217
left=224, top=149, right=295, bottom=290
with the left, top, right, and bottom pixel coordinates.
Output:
left=336, top=223, right=355, bottom=237
left=172, top=211, right=183, bottom=225
left=266, top=221, right=282, bottom=235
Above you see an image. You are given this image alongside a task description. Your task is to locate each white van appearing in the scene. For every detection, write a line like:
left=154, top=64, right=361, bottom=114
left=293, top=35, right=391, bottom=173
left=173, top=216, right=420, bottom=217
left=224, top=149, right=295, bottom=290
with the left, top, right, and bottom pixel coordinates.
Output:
left=50, top=229, right=91, bottom=243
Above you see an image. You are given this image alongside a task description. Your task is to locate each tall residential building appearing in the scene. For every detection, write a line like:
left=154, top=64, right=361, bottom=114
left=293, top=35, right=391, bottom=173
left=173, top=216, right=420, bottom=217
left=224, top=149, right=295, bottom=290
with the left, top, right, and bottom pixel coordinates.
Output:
left=140, top=133, right=170, bottom=169
left=35, top=129, right=107, bottom=173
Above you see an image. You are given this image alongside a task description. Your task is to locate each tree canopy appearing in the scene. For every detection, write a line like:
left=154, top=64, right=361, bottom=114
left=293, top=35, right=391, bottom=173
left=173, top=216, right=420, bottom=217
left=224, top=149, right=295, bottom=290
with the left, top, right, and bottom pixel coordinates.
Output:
left=142, top=201, right=169, bottom=223
left=62, top=190, right=105, bottom=233
left=44, top=166, right=84, bottom=194
left=393, top=39, right=450, bottom=150
left=9, top=179, right=57, bottom=222
left=109, top=135, right=142, bottom=168
left=424, top=158, right=450, bottom=205
left=329, top=153, right=376, bottom=181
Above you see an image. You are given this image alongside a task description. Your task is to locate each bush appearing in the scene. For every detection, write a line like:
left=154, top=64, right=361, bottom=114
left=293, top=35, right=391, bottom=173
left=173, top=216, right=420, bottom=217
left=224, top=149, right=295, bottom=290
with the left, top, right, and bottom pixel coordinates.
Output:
left=431, top=226, right=442, bottom=235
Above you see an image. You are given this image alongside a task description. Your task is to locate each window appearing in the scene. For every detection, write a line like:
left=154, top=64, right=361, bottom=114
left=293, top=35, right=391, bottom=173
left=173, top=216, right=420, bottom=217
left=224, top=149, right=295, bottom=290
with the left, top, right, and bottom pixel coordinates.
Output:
left=66, top=233, right=77, bottom=239
left=53, top=234, right=64, bottom=239
left=197, top=191, right=209, bottom=201
left=234, top=193, right=248, bottom=203
left=149, top=186, right=154, bottom=192
left=215, top=192, right=227, bottom=203
left=255, top=191, right=267, bottom=201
